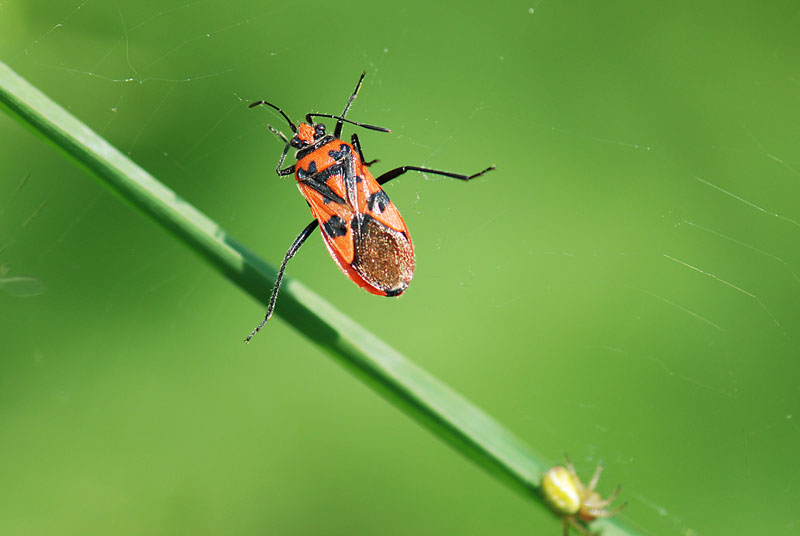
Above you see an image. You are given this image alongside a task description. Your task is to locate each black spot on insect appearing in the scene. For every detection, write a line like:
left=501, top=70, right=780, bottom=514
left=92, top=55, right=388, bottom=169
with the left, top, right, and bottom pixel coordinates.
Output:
left=297, top=160, right=318, bottom=180
left=301, top=178, right=347, bottom=206
left=322, top=215, right=348, bottom=238
left=298, top=160, right=351, bottom=206
left=367, top=190, right=390, bottom=214
left=296, top=135, right=335, bottom=160
left=320, top=163, right=343, bottom=181
left=328, top=144, right=351, bottom=161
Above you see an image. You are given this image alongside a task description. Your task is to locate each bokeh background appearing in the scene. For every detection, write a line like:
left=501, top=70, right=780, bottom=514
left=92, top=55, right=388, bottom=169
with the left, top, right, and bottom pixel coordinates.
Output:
left=2, top=1, right=799, bottom=534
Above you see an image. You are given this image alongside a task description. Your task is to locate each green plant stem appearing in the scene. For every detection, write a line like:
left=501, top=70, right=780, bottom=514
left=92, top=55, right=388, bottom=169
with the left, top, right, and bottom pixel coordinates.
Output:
left=0, top=60, right=639, bottom=536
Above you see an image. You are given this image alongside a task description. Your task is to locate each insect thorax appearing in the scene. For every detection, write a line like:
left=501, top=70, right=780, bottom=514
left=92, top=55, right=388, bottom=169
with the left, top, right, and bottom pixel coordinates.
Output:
left=294, top=134, right=336, bottom=161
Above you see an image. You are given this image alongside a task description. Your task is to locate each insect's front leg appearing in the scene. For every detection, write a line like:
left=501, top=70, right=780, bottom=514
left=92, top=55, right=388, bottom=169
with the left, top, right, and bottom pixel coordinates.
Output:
left=351, top=133, right=379, bottom=167
left=278, top=164, right=296, bottom=177
left=266, top=125, right=296, bottom=177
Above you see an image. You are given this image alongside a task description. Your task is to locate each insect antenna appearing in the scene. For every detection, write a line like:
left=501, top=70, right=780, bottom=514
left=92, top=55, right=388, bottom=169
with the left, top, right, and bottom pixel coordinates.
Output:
left=332, top=70, right=367, bottom=137
left=305, top=113, right=390, bottom=133
left=249, top=100, right=298, bottom=133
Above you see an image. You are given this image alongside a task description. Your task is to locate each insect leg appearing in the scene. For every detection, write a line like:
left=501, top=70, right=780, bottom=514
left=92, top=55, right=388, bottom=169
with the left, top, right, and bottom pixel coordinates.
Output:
left=351, top=133, right=379, bottom=167
left=266, top=125, right=296, bottom=176
left=376, top=165, right=495, bottom=185
left=245, top=219, right=319, bottom=343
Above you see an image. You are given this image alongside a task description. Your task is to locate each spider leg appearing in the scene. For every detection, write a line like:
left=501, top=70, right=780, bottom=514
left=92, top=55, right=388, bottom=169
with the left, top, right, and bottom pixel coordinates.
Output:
left=591, top=500, right=628, bottom=519
left=564, top=454, right=578, bottom=478
left=587, top=463, right=604, bottom=491
left=593, top=485, right=622, bottom=508
left=567, top=517, right=594, bottom=536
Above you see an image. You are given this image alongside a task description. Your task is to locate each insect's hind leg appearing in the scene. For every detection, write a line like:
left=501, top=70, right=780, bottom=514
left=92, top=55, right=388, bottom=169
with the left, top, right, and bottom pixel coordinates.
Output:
left=376, top=165, right=495, bottom=185
left=245, top=219, right=319, bottom=343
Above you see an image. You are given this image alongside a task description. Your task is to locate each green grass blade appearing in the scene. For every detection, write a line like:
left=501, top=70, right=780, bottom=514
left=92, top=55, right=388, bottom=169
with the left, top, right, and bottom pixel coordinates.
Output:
left=0, top=60, right=640, bottom=536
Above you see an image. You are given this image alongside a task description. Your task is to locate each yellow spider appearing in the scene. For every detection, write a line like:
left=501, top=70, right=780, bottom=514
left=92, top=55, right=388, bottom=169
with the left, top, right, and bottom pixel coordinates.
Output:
left=541, top=455, right=626, bottom=535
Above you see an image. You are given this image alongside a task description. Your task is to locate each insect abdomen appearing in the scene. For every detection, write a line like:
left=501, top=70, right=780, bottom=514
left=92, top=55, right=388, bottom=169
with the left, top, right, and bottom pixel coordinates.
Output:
left=352, top=215, right=414, bottom=296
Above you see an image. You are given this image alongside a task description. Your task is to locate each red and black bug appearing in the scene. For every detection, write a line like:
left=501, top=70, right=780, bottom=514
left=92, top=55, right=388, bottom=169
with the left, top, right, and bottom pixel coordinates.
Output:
left=245, top=72, right=494, bottom=343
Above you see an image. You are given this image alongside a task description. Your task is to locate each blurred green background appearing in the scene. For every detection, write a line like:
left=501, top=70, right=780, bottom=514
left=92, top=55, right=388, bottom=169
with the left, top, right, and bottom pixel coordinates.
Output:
left=2, top=0, right=799, bottom=534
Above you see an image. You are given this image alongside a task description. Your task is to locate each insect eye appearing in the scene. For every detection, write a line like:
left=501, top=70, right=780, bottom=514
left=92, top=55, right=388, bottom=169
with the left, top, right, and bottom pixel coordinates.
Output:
left=290, top=137, right=302, bottom=148
left=315, top=124, right=326, bottom=137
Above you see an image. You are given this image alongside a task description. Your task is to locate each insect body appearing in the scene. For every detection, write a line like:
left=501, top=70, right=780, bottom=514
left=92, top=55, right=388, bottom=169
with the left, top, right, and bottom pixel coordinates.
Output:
left=295, top=132, right=414, bottom=298
left=245, top=72, right=494, bottom=343
left=541, top=456, right=626, bottom=536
